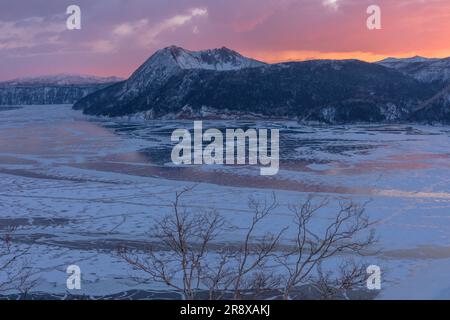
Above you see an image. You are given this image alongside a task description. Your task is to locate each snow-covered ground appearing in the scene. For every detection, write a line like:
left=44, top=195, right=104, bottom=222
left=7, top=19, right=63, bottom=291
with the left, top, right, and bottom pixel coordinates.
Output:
left=0, top=105, right=450, bottom=299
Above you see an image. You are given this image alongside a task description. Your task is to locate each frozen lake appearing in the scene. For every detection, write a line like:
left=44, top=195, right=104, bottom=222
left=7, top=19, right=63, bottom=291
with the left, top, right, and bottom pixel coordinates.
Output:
left=1, top=105, right=450, bottom=299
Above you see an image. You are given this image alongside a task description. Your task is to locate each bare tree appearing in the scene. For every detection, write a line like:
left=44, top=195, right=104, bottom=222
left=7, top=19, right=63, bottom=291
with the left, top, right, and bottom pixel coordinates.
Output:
left=311, top=260, right=369, bottom=300
left=118, top=187, right=227, bottom=300
left=0, top=226, right=37, bottom=296
left=119, top=189, right=376, bottom=300
left=278, top=196, right=376, bottom=300
left=202, top=193, right=286, bottom=300
left=119, top=189, right=285, bottom=300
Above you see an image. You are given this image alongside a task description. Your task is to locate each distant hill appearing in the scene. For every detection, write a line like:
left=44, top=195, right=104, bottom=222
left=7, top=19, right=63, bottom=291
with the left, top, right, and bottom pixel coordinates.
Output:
left=377, top=56, right=450, bottom=85
left=0, top=74, right=123, bottom=105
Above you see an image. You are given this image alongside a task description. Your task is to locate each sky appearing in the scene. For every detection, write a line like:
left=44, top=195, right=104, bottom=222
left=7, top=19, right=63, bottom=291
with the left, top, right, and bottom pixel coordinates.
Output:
left=0, top=0, right=449, bottom=81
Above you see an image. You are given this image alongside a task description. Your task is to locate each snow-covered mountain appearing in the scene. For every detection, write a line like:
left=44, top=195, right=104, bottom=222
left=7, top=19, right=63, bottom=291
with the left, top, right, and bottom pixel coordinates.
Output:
left=377, top=56, right=450, bottom=84
left=75, top=46, right=441, bottom=123
left=0, top=75, right=122, bottom=105
left=6, top=45, right=448, bottom=123
left=74, top=46, right=266, bottom=114
left=166, top=45, right=265, bottom=71
left=378, top=56, right=437, bottom=65
left=126, top=46, right=265, bottom=91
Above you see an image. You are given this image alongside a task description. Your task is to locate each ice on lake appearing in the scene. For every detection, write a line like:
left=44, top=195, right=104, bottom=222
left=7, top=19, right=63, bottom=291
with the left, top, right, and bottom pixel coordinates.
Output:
left=1, top=105, right=450, bottom=299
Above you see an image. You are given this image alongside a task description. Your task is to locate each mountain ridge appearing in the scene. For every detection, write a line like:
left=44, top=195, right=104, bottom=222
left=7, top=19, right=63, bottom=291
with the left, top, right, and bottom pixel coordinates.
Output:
left=0, top=74, right=124, bottom=86
left=74, top=46, right=448, bottom=123
left=0, top=74, right=122, bottom=106
left=376, top=56, right=450, bottom=85
left=3, top=45, right=448, bottom=123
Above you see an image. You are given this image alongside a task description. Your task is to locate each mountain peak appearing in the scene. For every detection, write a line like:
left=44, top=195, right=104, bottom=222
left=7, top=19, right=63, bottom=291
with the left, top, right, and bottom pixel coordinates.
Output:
left=151, top=45, right=265, bottom=71
left=122, top=45, right=267, bottom=100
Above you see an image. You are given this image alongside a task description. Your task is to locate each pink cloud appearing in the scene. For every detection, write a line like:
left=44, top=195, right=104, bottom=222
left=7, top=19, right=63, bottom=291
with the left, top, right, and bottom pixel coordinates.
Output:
left=0, top=0, right=449, bottom=81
